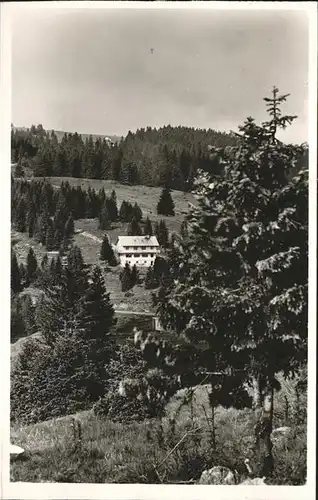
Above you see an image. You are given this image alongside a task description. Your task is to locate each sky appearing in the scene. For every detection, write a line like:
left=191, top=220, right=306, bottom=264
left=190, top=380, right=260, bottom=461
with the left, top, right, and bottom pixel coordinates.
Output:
left=11, top=5, right=309, bottom=143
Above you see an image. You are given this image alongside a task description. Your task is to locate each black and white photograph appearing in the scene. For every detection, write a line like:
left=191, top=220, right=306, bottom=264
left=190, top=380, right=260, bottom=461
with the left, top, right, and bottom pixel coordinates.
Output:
left=0, top=2, right=316, bottom=499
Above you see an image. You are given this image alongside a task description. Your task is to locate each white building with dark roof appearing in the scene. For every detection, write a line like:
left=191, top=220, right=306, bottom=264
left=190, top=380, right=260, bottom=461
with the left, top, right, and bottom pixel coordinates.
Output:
left=116, top=235, right=160, bottom=267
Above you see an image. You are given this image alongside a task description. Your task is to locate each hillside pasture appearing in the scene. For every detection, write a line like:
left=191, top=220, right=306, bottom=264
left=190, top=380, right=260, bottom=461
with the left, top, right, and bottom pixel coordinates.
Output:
left=40, top=176, right=196, bottom=236
left=11, top=230, right=49, bottom=266
left=10, top=387, right=306, bottom=484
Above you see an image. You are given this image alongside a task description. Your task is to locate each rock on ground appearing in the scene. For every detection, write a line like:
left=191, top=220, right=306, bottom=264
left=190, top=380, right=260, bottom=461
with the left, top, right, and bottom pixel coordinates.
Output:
left=198, top=466, right=236, bottom=485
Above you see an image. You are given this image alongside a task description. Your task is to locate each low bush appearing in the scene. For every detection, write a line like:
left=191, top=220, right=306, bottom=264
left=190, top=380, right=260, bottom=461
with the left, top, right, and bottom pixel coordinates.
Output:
left=11, top=333, right=113, bottom=425
left=94, top=344, right=173, bottom=422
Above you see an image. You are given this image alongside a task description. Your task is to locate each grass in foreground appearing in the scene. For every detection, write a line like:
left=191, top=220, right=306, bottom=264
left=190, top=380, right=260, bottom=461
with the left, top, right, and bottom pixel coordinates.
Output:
left=10, top=387, right=306, bottom=485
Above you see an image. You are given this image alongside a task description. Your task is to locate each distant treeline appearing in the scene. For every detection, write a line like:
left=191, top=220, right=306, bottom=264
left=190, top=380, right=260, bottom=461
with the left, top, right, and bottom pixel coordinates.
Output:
left=11, top=124, right=240, bottom=191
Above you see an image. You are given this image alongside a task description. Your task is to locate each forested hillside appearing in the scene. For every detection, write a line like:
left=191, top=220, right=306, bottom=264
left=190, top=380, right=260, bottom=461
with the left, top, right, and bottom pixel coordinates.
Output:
left=11, top=124, right=240, bottom=191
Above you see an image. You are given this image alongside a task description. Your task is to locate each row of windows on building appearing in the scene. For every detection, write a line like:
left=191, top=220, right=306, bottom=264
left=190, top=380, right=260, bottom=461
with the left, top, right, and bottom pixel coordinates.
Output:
left=122, top=247, right=155, bottom=252
left=122, top=253, right=155, bottom=258
left=126, top=259, right=155, bottom=266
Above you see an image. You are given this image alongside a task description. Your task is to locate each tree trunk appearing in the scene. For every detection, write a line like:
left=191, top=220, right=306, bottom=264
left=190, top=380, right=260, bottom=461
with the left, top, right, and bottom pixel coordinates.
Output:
left=254, top=379, right=274, bottom=477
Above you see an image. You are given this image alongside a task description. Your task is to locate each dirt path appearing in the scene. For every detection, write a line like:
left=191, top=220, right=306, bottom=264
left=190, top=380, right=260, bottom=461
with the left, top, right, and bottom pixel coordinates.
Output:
left=78, top=231, right=103, bottom=244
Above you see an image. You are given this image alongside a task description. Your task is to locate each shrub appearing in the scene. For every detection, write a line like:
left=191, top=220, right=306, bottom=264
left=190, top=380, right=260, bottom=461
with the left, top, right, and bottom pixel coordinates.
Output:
left=93, top=344, right=173, bottom=423
left=11, top=332, right=113, bottom=425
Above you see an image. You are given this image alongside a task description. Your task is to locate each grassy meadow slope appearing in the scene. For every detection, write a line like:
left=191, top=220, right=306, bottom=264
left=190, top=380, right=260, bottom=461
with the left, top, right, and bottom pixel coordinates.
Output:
left=10, top=384, right=306, bottom=484
left=41, top=176, right=196, bottom=239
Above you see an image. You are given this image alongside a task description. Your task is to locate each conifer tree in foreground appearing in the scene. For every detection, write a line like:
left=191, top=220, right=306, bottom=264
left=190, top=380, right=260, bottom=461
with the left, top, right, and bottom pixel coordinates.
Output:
left=100, top=234, right=117, bottom=266
left=76, top=265, right=117, bottom=394
left=135, top=88, right=309, bottom=478
left=157, top=186, right=175, bottom=216
left=36, top=246, right=88, bottom=345
left=12, top=264, right=117, bottom=423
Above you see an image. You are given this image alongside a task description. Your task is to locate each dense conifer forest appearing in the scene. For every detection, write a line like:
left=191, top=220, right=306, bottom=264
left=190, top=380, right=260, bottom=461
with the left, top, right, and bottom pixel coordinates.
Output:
left=11, top=124, right=241, bottom=190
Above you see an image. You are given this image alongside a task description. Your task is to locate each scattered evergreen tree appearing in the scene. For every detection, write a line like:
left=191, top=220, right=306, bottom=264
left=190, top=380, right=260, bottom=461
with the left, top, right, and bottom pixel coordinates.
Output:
left=144, top=266, right=157, bottom=290
left=99, top=201, right=111, bottom=230
left=20, top=294, right=37, bottom=335
left=11, top=250, right=22, bottom=294
left=100, top=234, right=117, bottom=266
left=19, top=262, right=27, bottom=289
left=143, top=217, right=153, bottom=236
left=11, top=296, right=26, bottom=341
left=180, top=219, right=189, bottom=239
left=132, top=202, right=143, bottom=222
left=120, top=263, right=132, bottom=292
left=131, top=264, right=139, bottom=287
left=45, top=223, right=55, bottom=251
left=53, top=225, right=64, bottom=250
left=26, top=209, right=36, bottom=238
left=127, top=217, right=142, bottom=236
left=155, top=220, right=169, bottom=248
left=157, top=186, right=175, bottom=216
left=26, top=248, right=38, bottom=286
left=15, top=199, right=26, bottom=232
left=119, top=200, right=129, bottom=222
left=111, top=190, right=118, bottom=217
left=41, top=253, right=49, bottom=271
left=64, top=214, right=75, bottom=243
left=106, top=190, right=118, bottom=221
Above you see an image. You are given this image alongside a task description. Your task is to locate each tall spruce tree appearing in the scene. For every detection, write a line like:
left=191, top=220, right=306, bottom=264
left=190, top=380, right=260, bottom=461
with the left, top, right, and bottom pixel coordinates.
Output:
left=20, top=294, right=36, bottom=335
left=132, top=202, right=143, bottom=222
left=99, top=201, right=111, bottom=230
left=157, top=186, right=175, bottom=216
left=155, top=220, right=169, bottom=248
left=26, top=248, right=38, bottom=286
left=64, top=214, right=75, bottom=243
left=15, top=199, right=26, bottom=232
left=127, top=217, right=142, bottom=236
left=180, top=220, right=189, bottom=239
left=144, top=266, right=156, bottom=290
left=45, top=222, right=55, bottom=251
left=143, top=217, right=153, bottom=236
left=152, top=88, right=308, bottom=477
left=77, top=265, right=116, bottom=355
left=100, top=234, right=117, bottom=266
left=131, top=264, right=139, bottom=287
left=110, top=190, right=118, bottom=218
left=120, top=263, right=132, bottom=292
left=11, top=296, right=26, bottom=341
left=37, top=246, right=88, bottom=345
left=26, top=208, right=36, bottom=238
